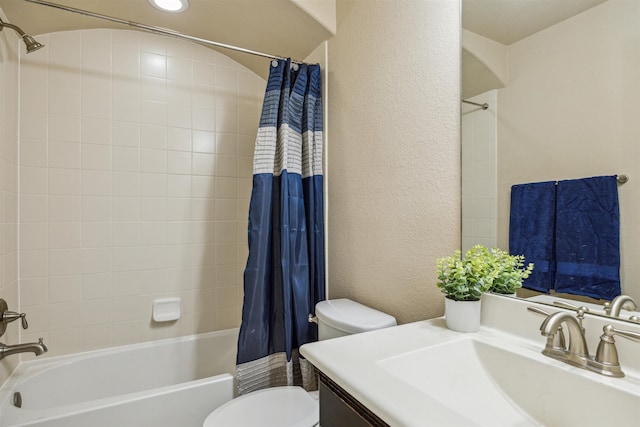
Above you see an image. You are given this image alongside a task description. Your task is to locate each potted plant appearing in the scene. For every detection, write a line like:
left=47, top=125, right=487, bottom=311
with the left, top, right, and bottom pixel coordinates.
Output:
left=436, top=245, right=498, bottom=332
left=488, top=248, right=534, bottom=296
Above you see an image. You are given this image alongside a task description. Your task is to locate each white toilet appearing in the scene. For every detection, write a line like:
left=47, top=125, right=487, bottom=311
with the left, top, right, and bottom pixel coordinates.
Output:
left=203, top=298, right=397, bottom=427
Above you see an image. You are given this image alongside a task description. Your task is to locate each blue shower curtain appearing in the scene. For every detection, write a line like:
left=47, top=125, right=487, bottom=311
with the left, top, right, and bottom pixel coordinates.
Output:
left=236, top=59, right=325, bottom=395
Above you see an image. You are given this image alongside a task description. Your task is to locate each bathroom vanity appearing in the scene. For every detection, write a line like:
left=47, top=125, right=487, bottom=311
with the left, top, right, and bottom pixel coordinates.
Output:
left=300, top=294, right=640, bottom=426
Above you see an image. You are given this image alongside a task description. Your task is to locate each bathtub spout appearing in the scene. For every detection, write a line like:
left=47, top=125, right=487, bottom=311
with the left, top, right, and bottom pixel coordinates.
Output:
left=0, top=337, right=48, bottom=360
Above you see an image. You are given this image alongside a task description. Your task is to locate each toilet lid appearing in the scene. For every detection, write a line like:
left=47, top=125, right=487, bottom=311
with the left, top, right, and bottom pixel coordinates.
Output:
left=203, top=386, right=319, bottom=427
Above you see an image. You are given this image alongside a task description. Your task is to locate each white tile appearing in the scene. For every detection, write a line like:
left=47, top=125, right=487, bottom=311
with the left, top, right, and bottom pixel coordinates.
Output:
left=81, top=273, right=112, bottom=300
left=82, top=144, right=111, bottom=170
left=49, top=275, right=82, bottom=303
left=112, top=172, right=140, bottom=196
left=20, top=141, right=47, bottom=168
left=113, top=96, right=141, bottom=123
left=167, top=151, right=192, bottom=175
left=140, top=149, right=167, bottom=173
left=49, top=196, right=81, bottom=222
left=140, top=76, right=167, bottom=102
left=166, top=222, right=192, bottom=245
left=81, top=196, right=112, bottom=222
left=167, top=174, right=191, bottom=197
left=141, top=52, right=167, bottom=79
left=140, top=173, right=167, bottom=197
left=193, top=130, right=215, bottom=153
left=192, top=153, right=215, bottom=176
left=82, top=222, right=112, bottom=248
left=21, top=195, right=47, bottom=223
left=81, top=118, right=111, bottom=145
left=193, top=61, right=215, bottom=86
left=48, top=249, right=82, bottom=277
left=141, top=100, right=168, bottom=126
left=140, top=197, right=166, bottom=221
left=21, top=167, right=48, bottom=195
left=191, top=86, right=215, bottom=109
left=49, top=141, right=81, bottom=169
left=111, top=271, right=142, bottom=296
left=49, top=168, right=81, bottom=195
left=20, top=250, right=49, bottom=279
left=82, top=247, right=112, bottom=274
left=112, top=197, right=140, bottom=221
left=81, top=90, right=112, bottom=119
left=191, top=176, right=214, bottom=198
left=49, top=32, right=81, bottom=67
left=167, top=56, right=192, bottom=82
left=215, top=177, right=237, bottom=199
left=20, top=223, right=48, bottom=250
left=215, top=132, right=237, bottom=155
left=192, top=108, right=215, bottom=131
left=191, top=198, right=215, bottom=221
left=81, top=170, right=112, bottom=196
left=112, top=223, right=141, bottom=247
left=215, top=199, right=237, bottom=221
left=20, top=110, right=47, bottom=140
left=167, top=127, right=191, bottom=151
left=49, top=114, right=81, bottom=142
left=112, top=146, right=140, bottom=172
left=112, top=47, right=140, bottom=77
left=82, top=39, right=111, bottom=74
left=49, top=87, right=81, bottom=116
left=215, top=155, right=237, bottom=177
left=215, top=66, right=237, bottom=90
left=112, top=246, right=141, bottom=272
left=81, top=300, right=113, bottom=326
left=140, top=124, right=167, bottom=150
left=216, top=110, right=238, bottom=134
left=112, top=121, right=140, bottom=147
left=167, top=198, right=192, bottom=221
left=141, top=222, right=166, bottom=245
left=49, top=222, right=81, bottom=249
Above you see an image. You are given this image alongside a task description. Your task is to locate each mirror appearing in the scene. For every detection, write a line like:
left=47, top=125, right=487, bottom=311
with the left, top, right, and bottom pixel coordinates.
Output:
left=461, top=0, right=640, bottom=323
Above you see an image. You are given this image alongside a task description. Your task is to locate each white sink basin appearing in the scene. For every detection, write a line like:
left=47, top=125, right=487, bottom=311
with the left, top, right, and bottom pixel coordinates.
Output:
left=378, top=336, right=638, bottom=427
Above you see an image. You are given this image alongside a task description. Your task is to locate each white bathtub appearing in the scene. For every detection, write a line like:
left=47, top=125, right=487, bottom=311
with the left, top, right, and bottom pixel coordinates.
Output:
left=0, top=329, right=238, bottom=427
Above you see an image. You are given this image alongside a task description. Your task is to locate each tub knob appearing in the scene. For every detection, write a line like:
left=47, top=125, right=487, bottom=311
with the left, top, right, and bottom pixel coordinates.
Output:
left=0, top=298, right=28, bottom=338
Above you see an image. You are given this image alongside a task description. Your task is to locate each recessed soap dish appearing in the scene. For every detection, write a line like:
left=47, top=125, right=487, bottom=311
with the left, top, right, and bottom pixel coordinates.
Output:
left=152, top=298, right=181, bottom=322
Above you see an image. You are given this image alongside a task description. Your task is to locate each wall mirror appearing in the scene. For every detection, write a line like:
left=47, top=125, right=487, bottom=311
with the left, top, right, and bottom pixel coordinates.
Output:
left=461, top=0, right=640, bottom=323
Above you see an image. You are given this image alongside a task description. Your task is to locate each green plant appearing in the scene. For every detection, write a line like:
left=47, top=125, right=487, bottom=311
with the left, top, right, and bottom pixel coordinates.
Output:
left=489, top=248, right=534, bottom=294
left=436, top=245, right=499, bottom=301
left=436, top=245, right=534, bottom=300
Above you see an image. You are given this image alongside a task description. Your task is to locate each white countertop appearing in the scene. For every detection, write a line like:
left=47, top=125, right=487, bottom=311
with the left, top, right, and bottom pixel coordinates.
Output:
left=300, top=294, right=640, bottom=427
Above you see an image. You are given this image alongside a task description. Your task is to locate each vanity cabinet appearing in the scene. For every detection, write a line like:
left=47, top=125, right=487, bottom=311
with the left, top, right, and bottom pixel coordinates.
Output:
left=319, top=372, right=389, bottom=427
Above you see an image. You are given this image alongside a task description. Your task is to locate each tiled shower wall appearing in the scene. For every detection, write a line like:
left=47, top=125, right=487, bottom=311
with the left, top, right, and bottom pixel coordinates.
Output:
left=18, top=29, right=265, bottom=358
left=461, top=90, right=497, bottom=253
left=0, top=21, right=20, bottom=382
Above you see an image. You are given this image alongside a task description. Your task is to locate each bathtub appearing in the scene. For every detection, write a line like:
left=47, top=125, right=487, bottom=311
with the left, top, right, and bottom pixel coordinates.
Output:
left=0, top=329, right=238, bottom=427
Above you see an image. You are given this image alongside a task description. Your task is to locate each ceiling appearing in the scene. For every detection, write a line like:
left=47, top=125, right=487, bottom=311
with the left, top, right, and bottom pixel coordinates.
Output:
left=462, top=0, right=607, bottom=45
left=0, top=0, right=333, bottom=78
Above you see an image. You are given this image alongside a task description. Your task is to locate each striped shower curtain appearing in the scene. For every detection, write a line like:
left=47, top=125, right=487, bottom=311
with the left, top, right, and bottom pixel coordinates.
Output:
left=236, top=59, right=325, bottom=395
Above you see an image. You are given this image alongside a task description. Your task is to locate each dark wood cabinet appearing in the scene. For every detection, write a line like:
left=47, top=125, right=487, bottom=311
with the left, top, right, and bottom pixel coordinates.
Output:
left=319, top=372, right=390, bottom=427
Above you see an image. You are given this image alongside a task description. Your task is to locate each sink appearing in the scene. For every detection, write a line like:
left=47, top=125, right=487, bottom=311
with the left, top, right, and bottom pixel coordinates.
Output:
left=378, top=336, right=639, bottom=427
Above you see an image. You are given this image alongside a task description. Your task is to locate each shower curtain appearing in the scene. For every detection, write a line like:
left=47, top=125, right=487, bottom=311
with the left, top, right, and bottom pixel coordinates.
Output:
left=236, top=59, right=325, bottom=395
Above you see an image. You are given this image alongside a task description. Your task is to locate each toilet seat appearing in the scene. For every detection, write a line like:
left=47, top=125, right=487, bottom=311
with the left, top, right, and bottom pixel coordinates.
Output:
left=203, top=386, right=319, bottom=427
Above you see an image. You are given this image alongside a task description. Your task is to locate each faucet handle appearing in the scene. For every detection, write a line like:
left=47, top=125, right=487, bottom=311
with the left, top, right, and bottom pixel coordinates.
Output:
left=593, top=325, right=640, bottom=378
left=2, top=311, right=28, bottom=330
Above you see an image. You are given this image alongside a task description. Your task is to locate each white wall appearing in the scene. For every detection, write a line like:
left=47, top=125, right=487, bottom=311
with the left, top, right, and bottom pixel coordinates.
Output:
left=462, top=90, right=497, bottom=253
left=327, top=0, right=461, bottom=324
left=497, top=0, right=640, bottom=301
left=0, top=11, right=20, bottom=385
left=17, top=29, right=265, bottom=358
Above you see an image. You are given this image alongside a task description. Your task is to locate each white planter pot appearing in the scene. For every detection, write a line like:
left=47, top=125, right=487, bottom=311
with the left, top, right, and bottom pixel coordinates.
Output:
left=444, top=297, right=481, bottom=332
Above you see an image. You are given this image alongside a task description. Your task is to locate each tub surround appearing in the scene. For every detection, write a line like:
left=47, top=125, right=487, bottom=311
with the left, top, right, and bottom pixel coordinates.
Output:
left=300, top=294, right=640, bottom=426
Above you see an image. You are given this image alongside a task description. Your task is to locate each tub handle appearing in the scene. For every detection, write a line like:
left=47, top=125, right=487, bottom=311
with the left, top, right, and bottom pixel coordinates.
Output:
left=0, top=298, right=28, bottom=337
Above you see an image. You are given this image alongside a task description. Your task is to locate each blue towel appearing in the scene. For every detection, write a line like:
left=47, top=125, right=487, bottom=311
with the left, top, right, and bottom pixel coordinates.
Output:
left=554, top=176, right=621, bottom=300
left=509, top=181, right=557, bottom=293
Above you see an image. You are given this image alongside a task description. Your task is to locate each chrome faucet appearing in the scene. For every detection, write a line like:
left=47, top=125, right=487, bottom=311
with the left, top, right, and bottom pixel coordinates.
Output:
left=604, top=295, right=638, bottom=317
left=0, top=337, right=48, bottom=360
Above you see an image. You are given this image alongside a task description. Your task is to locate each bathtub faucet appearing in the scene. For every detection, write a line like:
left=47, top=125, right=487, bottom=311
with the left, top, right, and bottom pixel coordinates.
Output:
left=0, top=337, right=48, bottom=360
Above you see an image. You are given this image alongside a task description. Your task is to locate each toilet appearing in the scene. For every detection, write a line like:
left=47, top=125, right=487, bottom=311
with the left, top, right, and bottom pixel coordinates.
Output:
left=203, top=298, right=397, bottom=427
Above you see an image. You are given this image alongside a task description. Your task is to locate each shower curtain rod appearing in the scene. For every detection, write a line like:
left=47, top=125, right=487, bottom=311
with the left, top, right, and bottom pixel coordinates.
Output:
left=24, top=0, right=304, bottom=64
left=462, top=99, right=489, bottom=110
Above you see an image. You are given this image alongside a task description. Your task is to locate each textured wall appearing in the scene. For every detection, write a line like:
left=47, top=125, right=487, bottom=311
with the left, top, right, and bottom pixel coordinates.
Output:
left=18, top=29, right=264, bottom=358
left=326, top=0, right=461, bottom=324
left=496, top=0, right=640, bottom=302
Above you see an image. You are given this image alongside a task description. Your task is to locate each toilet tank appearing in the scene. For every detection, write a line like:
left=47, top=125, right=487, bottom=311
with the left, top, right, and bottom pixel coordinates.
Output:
left=315, top=299, right=397, bottom=340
